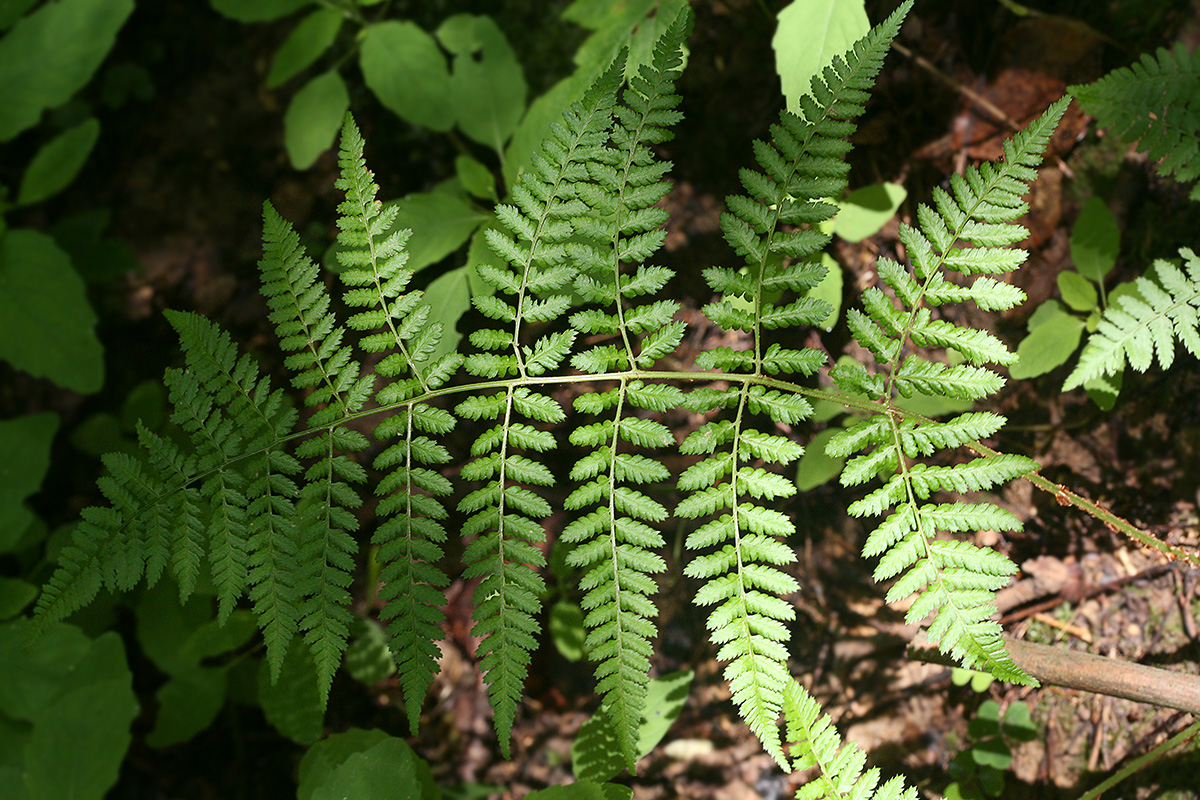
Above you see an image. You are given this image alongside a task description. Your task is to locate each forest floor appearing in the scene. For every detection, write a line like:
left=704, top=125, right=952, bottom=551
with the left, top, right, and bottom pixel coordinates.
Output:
left=17, top=1, right=1200, bottom=799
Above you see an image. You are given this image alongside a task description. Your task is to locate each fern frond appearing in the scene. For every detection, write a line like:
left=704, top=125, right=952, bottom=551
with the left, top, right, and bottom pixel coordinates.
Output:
left=1063, top=248, right=1200, bottom=390
left=331, top=119, right=456, bottom=732
left=1070, top=42, right=1200, bottom=200
left=456, top=59, right=632, bottom=758
left=559, top=8, right=690, bottom=770
left=679, top=3, right=912, bottom=768
left=837, top=98, right=1070, bottom=684
left=784, top=680, right=918, bottom=800
left=34, top=305, right=303, bottom=655
left=260, top=203, right=374, bottom=698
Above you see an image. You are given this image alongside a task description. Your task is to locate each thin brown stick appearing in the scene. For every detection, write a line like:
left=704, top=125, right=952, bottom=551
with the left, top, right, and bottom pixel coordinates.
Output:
left=911, top=636, right=1200, bottom=715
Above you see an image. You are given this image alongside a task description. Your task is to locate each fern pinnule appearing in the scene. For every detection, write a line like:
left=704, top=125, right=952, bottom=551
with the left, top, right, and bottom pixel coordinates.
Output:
left=835, top=98, right=1070, bottom=685
left=1069, top=42, right=1200, bottom=200
left=1064, top=248, right=1200, bottom=391
left=784, top=680, right=917, bottom=800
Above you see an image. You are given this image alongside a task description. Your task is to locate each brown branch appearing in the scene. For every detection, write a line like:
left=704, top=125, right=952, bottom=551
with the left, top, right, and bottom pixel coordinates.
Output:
left=910, top=636, right=1200, bottom=715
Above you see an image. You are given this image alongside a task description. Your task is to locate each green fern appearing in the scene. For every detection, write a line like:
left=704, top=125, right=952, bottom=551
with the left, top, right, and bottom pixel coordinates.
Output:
left=561, top=7, right=689, bottom=770
left=1069, top=42, right=1200, bottom=201
left=784, top=680, right=917, bottom=800
left=334, top=118, right=461, bottom=732
left=455, top=51, right=632, bottom=757
left=1063, top=248, right=1200, bottom=391
left=831, top=98, right=1073, bottom=685
left=33, top=1, right=1106, bottom=782
left=680, top=3, right=912, bottom=769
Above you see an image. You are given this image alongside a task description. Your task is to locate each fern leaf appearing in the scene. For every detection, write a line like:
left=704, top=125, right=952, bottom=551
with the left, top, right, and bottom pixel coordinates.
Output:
left=1063, top=249, right=1200, bottom=390
left=838, top=97, right=1069, bottom=685
left=260, top=203, right=374, bottom=698
left=784, top=680, right=918, bottom=800
left=557, top=8, right=690, bottom=769
left=680, top=7, right=913, bottom=766
left=1070, top=42, right=1200, bottom=199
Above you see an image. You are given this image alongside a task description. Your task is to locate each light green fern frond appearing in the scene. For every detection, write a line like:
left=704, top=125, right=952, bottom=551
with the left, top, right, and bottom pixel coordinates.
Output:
left=559, top=7, right=689, bottom=771
left=1064, top=248, right=1200, bottom=391
left=680, top=2, right=912, bottom=769
left=834, top=99, right=1071, bottom=684
left=457, top=59, right=628, bottom=758
left=333, top=118, right=459, bottom=732
left=784, top=680, right=917, bottom=800
left=259, top=203, right=374, bottom=697
left=1070, top=42, right=1200, bottom=200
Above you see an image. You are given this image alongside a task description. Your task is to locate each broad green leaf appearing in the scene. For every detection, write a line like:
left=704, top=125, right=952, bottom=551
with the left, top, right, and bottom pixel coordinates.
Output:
left=0, top=0, right=132, bottom=140
left=0, top=577, right=36, bottom=619
left=360, top=21, right=454, bottom=131
left=0, top=0, right=39, bottom=31
left=835, top=181, right=907, bottom=243
left=258, top=639, right=324, bottom=745
left=1002, top=701, right=1038, bottom=742
left=392, top=184, right=487, bottom=272
left=209, top=0, right=310, bottom=22
left=437, top=14, right=527, bottom=154
left=1070, top=196, right=1119, bottom=282
left=809, top=253, right=843, bottom=329
left=145, top=666, right=227, bottom=748
left=504, top=70, right=595, bottom=187
left=17, top=118, right=100, bottom=206
left=773, top=0, right=868, bottom=113
left=299, top=730, right=437, bottom=800
left=1057, top=270, right=1098, bottom=312
left=311, top=739, right=420, bottom=800
left=573, top=671, right=692, bottom=782
left=549, top=600, right=585, bottom=661
left=456, top=154, right=497, bottom=200
left=796, top=427, right=845, bottom=490
left=0, top=620, right=91, bottom=719
left=565, top=0, right=689, bottom=81
left=418, top=265, right=472, bottom=366
left=267, top=7, right=343, bottom=89
left=284, top=70, right=349, bottom=169
left=636, top=670, right=692, bottom=757
left=0, top=412, right=56, bottom=553
left=299, top=729, right=390, bottom=800
left=1010, top=308, right=1085, bottom=379
left=17, top=629, right=136, bottom=800
left=0, top=230, right=103, bottom=392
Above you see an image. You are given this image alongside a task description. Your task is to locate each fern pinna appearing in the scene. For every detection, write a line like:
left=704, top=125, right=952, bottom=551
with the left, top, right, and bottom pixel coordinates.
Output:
left=829, top=98, right=1071, bottom=684
left=33, top=1, right=1075, bottom=793
left=1069, top=41, right=1200, bottom=201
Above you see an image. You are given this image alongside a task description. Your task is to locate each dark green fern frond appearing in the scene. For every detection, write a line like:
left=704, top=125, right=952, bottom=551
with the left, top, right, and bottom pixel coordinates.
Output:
left=558, top=7, right=689, bottom=771
left=332, top=118, right=458, bottom=732
left=677, top=3, right=911, bottom=769
left=1064, top=248, right=1200, bottom=391
left=784, top=680, right=917, bottom=800
left=1070, top=42, right=1200, bottom=200
left=457, top=60, right=628, bottom=758
left=834, top=99, right=1070, bottom=685
left=35, top=309, right=303, bottom=675
left=259, top=204, right=374, bottom=697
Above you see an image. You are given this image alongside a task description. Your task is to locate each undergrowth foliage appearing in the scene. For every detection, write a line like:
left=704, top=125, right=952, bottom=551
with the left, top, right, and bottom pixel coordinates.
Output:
left=37, top=1, right=1081, bottom=792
